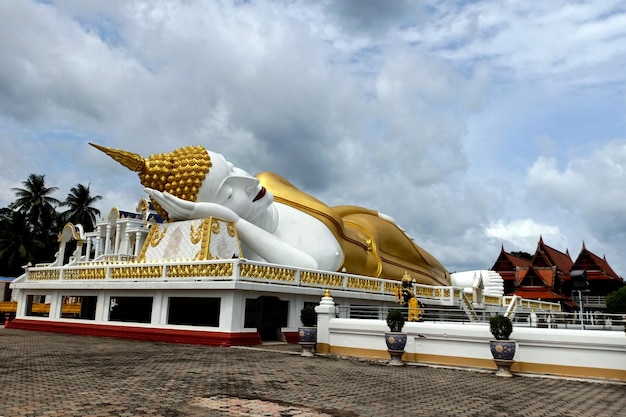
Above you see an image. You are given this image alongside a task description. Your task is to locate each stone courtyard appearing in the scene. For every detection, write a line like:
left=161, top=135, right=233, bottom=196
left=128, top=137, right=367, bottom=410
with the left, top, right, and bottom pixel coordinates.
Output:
left=0, top=328, right=624, bottom=416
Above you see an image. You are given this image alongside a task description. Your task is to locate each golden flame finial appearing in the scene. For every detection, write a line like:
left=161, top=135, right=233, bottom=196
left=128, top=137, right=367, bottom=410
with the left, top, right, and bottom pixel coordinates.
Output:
left=91, top=143, right=212, bottom=221
left=90, top=143, right=145, bottom=173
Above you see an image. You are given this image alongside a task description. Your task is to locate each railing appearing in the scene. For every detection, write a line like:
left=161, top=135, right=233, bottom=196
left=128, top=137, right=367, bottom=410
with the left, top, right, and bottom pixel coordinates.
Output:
left=575, top=295, right=607, bottom=306
left=336, top=305, right=476, bottom=324
left=459, top=292, right=479, bottom=322
left=336, top=306, right=626, bottom=331
left=21, top=258, right=472, bottom=305
left=513, top=310, right=626, bottom=331
left=22, top=258, right=408, bottom=298
left=501, top=295, right=561, bottom=312
left=19, top=258, right=569, bottom=317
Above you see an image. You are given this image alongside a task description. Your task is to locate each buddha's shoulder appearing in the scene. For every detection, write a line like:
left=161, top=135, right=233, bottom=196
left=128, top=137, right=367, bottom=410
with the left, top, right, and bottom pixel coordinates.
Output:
left=256, top=172, right=330, bottom=211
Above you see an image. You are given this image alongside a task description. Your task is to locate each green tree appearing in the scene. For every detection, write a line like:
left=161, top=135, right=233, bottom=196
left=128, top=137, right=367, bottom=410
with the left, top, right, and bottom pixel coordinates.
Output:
left=0, top=208, right=45, bottom=277
left=59, top=183, right=102, bottom=231
left=605, top=286, right=626, bottom=313
left=10, top=174, right=61, bottom=237
left=9, top=174, right=61, bottom=266
left=510, top=251, right=532, bottom=260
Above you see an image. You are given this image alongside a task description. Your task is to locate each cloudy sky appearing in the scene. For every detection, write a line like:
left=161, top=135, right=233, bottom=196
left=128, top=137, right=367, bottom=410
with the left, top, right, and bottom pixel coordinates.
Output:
left=1, top=0, right=625, bottom=275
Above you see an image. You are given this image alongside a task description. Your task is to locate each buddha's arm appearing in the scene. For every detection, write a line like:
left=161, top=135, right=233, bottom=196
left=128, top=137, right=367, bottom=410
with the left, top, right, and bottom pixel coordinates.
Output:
left=145, top=188, right=319, bottom=269
left=234, top=219, right=318, bottom=269
left=145, top=189, right=238, bottom=222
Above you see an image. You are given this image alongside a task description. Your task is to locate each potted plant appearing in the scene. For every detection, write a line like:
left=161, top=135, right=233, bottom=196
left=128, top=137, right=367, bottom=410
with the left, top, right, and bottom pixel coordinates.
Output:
left=385, top=309, right=407, bottom=366
left=298, top=305, right=317, bottom=357
left=489, top=314, right=516, bottom=377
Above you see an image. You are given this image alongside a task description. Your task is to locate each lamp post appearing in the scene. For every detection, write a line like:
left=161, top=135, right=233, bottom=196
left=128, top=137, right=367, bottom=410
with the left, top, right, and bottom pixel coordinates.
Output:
left=571, top=270, right=588, bottom=330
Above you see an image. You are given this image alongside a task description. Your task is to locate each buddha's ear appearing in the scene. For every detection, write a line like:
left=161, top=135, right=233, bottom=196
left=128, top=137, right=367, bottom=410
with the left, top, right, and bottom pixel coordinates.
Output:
left=214, top=184, right=233, bottom=203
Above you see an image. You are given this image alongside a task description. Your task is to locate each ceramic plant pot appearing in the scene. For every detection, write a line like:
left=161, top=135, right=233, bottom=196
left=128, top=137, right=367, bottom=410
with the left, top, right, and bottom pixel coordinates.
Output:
left=298, top=326, right=317, bottom=357
left=489, top=339, right=516, bottom=377
left=385, top=332, right=407, bottom=366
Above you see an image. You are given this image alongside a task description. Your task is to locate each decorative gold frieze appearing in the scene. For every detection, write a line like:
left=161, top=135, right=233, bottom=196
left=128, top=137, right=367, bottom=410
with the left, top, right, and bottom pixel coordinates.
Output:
left=384, top=282, right=402, bottom=294
left=63, top=268, right=107, bottom=280
left=239, top=264, right=295, bottom=282
left=111, top=266, right=163, bottom=279
left=485, top=296, right=500, bottom=305
left=346, top=277, right=379, bottom=291
left=29, top=270, right=60, bottom=280
left=167, top=263, right=233, bottom=278
left=301, top=271, right=343, bottom=287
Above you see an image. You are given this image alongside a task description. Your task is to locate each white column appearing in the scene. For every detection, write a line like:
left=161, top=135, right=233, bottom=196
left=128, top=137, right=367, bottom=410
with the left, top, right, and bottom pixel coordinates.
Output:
left=315, top=289, right=336, bottom=354
left=85, top=238, right=92, bottom=262
left=104, top=225, right=112, bottom=255
left=134, top=231, right=142, bottom=257
left=122, top=231, right=130, bottom=255
left=114, top=224, right=122, bottom=254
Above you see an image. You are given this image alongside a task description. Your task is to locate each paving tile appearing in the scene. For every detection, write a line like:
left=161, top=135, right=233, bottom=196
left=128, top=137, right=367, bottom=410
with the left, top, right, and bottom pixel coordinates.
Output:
left=0, top=328, right=624, bottom=417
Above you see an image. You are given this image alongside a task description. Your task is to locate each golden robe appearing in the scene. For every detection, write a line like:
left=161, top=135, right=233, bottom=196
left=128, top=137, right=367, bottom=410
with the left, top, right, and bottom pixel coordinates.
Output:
left=257, top=172, right=450, bottom=286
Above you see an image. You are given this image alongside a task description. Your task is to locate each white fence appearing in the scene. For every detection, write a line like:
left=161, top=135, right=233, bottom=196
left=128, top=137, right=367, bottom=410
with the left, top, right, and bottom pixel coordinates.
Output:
left=315, top=294, right=626, bottom=382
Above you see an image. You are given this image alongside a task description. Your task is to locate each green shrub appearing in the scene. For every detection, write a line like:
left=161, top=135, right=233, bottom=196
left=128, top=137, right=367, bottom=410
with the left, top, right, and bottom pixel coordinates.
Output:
left=386, top=309, right=405, bottom=332
left=300, top=305, right=317, bottom=327
left=605, top=287, right=626, bottom=313
left=489, top=314, right=513, bottom=340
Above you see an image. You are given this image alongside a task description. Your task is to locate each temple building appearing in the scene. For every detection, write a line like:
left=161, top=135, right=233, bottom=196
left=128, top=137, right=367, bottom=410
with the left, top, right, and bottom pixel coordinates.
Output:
left=490, top=237, right=623, bottom=311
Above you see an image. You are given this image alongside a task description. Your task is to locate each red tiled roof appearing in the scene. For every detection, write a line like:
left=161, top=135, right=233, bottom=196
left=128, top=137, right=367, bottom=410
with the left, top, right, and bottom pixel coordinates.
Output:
left=536, top=268, right=555, bottom=287
left=510, top=288, right=567, bottom=300
left=490, top=247, right=531, bottom=271
left=537, top=238, right=573, bottom=272
left=583, top=250, right=621, bottom=280
left=504, top=252, right=531, bottom=268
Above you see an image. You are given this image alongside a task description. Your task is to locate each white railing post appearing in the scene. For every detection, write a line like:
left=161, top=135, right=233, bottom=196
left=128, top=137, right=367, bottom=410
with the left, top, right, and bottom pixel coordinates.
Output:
left=315, top=289, right=336, bottom=354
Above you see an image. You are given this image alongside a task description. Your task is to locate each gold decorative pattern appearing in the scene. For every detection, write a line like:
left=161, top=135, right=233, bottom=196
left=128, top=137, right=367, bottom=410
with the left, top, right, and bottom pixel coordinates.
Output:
left=167, top=263, right=233, bottom=278
left=301, top=271, right=343, bottom=287
left=239, top=264, right=295, bottom=282
left=485, top=296, right=501, bottom=305
left=346, top=276, right=380, bottom=291
left=190, top=222, right=203, bottom=244
left=137, top=225, right=167, bottom=262
left=91, top=143, right=212, bottom=220
left=384, top=282, right=402, bottom=294
left=111, top=266, right=163, bottom=279
left=29, top=270, right=61, bottom=280
left=415, top=287, right=434, bottom=297
left=211, top=219, right=221, bottom=234
left=63, top=268, right=107, bottom=280
left=227, top=223, right=236, bottom=237
left=196, top=218, right=213, bottom=260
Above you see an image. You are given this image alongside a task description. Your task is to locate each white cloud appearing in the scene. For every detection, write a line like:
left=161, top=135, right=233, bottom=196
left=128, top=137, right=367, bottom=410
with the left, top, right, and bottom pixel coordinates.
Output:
left=485, top=219, right=565, bottom=250
left=1, top=0, right=625, bottom=278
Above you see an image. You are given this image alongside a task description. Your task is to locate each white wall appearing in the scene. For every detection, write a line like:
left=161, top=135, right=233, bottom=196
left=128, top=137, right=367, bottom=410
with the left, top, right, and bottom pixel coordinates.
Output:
left=319, top=313, right=626, bottom=381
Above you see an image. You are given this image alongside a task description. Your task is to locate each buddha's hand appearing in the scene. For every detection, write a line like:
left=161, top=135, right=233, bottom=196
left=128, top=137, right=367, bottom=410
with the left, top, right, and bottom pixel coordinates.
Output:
left=145, top=188, right=240, bottom=222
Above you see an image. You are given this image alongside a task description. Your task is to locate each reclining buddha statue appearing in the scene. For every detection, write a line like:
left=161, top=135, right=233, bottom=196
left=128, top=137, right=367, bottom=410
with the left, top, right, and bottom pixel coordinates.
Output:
left=91, top=143, right=451, bottom=286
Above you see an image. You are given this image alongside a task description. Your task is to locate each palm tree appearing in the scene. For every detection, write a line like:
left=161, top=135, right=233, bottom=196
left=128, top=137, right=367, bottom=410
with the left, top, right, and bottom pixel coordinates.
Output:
left=0, top=208, right=45, bottom=277
left=10, top=174, right=61, bottom=235
left=59, top=183, right=102, bottom=231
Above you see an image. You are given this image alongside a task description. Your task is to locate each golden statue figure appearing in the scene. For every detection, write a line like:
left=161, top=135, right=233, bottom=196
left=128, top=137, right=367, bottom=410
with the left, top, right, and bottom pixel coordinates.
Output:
left=91, top=143, right=450, bottom=286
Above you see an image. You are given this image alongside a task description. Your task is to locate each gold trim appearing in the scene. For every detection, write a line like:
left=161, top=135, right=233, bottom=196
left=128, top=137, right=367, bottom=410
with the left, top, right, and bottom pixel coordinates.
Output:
left=29, top=270, right=60, bottom=280
left=167, top=263, right=233, bottom=278
left=197, top=218, right=213, bottom=260
left=301, top=271, right=343, bottom=287
left=190, top=222, right=203, bottom=245
left=239, top=264, right=295, bottom=282
left=137, top=224, right=167, bottom=262
left=322, top=347, right=626, bottom=381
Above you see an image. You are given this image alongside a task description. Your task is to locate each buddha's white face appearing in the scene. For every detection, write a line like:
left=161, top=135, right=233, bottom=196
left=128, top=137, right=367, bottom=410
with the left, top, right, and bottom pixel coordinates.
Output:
left=196, top=152, right=273, bottom=223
